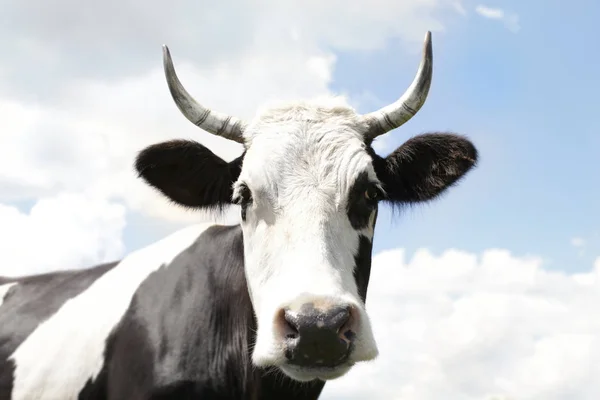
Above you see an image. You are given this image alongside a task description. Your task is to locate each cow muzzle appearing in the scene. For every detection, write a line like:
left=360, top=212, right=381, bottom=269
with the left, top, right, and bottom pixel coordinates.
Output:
left=271, top=299, right=363, bottom=380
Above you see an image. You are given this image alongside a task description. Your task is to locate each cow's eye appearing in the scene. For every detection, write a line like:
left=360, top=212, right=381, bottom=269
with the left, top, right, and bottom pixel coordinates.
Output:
left=364, top=184, right=382, bottom=203
left=233, top=183, right=252, bottom=205
left=233, top=183, right=253, bottom=220
left=364, top=186, right=378, bottom=201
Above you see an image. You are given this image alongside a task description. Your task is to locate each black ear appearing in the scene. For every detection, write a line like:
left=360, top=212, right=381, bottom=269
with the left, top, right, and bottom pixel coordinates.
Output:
left=134, top=139, right=244, bottom=210
left=372, top=133, right=478, bottom=204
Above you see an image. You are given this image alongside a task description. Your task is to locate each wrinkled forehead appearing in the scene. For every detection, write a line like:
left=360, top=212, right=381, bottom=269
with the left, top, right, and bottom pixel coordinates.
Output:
left=239, top=101, right=379, bottom=196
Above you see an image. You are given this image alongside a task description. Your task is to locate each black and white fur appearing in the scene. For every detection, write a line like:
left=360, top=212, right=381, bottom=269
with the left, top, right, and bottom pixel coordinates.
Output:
left=0, top=40, right=477, bottom=400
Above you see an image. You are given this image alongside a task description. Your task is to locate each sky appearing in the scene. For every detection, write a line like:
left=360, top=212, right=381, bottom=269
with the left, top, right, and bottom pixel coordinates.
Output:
left=1, top=0, right=599, bottom=398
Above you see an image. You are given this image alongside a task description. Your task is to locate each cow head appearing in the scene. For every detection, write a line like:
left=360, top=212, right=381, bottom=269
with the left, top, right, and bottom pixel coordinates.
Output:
left=135, top=32, right=478, bottom=382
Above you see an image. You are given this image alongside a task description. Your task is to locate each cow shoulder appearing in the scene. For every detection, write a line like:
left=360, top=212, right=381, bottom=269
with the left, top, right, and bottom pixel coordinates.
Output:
left=99, top=224, right=256, bottom=399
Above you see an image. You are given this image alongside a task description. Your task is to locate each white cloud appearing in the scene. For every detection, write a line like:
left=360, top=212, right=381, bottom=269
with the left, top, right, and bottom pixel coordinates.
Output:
left=0, top=0, right=468, bottom=99
left=0, top=192, right=126, bottom=277
left=571, top=237, right=586, bottom=248
left=322, top=248, right=600, bottom=399
left=1, top=0, right=467, bottom=224
left=0, top=50, right=340, bottom=223
left=475, top=5, right=505, bottom=20
left=0, top=0, right=475, bottom=283
left=475, top=5, right=520, bottom=33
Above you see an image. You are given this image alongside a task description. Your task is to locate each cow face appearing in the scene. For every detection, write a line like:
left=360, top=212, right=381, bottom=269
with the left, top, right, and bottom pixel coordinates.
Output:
left=231, top=102, right=382, bottom=380
left=135, top=32, right=478, bottom=382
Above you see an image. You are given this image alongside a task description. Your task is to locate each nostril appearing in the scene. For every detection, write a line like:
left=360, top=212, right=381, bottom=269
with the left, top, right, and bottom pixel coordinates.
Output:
left=281, top=309, right=299, bottom=339
left=342, top=329, right=356, bottom=341
left=285, top=324, right=298, bottom=339
left=327, top=306, right=351, bottom=333
left=333, top=306, right=358, bottom=345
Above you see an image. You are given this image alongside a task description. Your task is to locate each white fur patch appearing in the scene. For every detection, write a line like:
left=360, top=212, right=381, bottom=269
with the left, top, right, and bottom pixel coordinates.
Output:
left=8, top=223, right=214, bottom=400
left=0, top=283, right=16, bottom=307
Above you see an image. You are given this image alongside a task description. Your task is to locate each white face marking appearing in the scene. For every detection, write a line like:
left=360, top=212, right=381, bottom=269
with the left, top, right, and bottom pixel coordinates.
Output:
left=0, top=283, right=16, bottom=307
left=8, top=223, right=214, bottom=400
left=233, top=98, right=380, bottom=377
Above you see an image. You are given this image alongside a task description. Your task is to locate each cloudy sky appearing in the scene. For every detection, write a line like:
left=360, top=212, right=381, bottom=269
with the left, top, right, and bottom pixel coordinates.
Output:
left=1, top=0, right=599, bottom=398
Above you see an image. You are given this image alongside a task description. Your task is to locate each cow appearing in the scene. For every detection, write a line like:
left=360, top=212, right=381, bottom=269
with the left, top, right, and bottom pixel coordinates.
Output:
left=0, top=31, right=478, bottom=399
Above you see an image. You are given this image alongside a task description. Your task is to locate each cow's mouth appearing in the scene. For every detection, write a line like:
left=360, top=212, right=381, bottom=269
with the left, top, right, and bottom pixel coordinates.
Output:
left=279, top=362, right=355, bottom=382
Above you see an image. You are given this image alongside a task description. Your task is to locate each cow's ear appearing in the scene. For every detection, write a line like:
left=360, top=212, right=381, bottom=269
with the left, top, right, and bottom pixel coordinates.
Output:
left=134, top=140, right=243, bottom=210
left=372, top=133, right=478, bottom=205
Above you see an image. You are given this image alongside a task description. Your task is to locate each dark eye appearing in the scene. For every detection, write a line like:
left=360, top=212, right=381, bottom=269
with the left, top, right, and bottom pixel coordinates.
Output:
left=234, top=183, right=252, bottom=221
left=233, top=183, right=252, bottom=206
left=364, top=185, right=379, bottom=201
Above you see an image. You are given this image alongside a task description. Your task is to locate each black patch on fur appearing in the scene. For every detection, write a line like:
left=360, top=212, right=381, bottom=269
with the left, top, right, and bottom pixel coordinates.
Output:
left=134, top=139, right=245, bottom=211
left=0, top=262, right=118, bottom=400
left=88, top=225, right=325, bottom=399
left=354, top=234, right=375, bottom=304
left=346, top=171, right=380, bottom=230
left=369, top=132, right=478, bottom=206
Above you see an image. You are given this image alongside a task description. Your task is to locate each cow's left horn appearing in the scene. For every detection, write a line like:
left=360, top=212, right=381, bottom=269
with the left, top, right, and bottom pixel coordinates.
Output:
left=362, top=31, right=433, bottom=143
left=162, top=45, right=246, bottom=144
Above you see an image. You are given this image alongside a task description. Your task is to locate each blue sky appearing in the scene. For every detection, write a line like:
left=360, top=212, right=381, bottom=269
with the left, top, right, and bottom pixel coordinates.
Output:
left=325, top=0, right=600, bottom=272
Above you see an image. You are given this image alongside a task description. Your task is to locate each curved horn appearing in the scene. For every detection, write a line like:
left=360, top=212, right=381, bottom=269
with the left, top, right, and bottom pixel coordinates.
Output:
left=363, top=31, right=433, bottom=142
left=162, top=45, right=246, bottom=143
